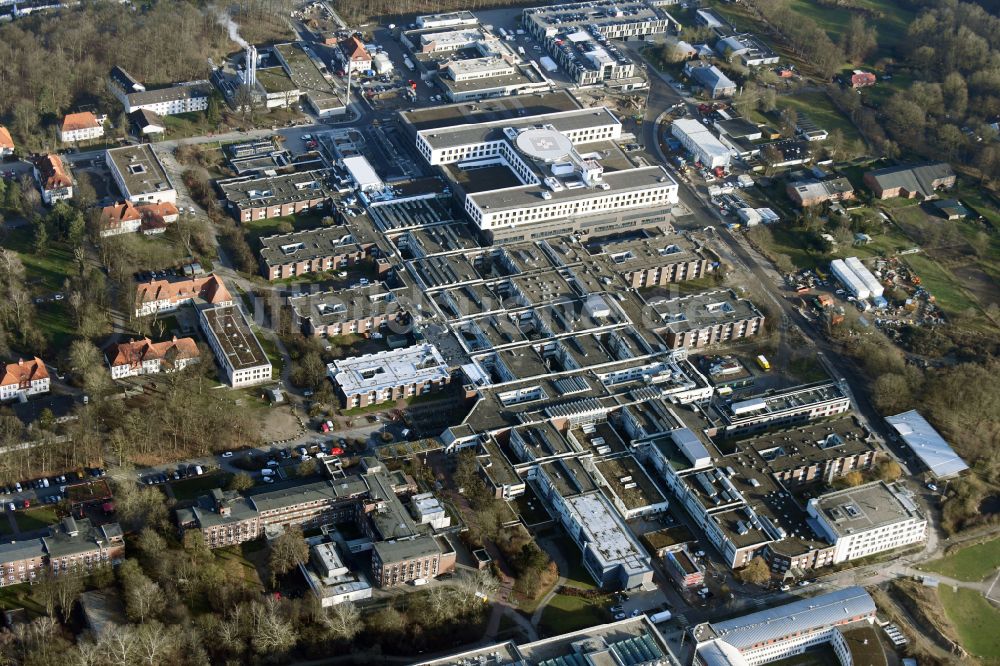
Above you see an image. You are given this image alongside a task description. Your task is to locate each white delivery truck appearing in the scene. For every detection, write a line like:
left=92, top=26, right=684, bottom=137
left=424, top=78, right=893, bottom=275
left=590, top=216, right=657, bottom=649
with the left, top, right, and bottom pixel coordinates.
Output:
left=647, top=610, right=673, bottom=624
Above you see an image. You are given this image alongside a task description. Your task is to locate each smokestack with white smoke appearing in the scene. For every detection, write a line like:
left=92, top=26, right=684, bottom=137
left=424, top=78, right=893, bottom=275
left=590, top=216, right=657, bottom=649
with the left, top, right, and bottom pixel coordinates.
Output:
left=216, top=8, right=249, bottom=49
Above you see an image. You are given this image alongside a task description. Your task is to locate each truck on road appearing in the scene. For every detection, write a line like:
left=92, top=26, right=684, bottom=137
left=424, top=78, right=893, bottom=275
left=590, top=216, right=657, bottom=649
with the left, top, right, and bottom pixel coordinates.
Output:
left=647, top=610, right=672, bottom=624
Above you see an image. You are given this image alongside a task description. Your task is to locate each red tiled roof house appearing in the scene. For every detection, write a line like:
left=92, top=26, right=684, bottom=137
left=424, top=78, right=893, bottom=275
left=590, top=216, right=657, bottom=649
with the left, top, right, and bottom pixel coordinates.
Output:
left=0, top=358, right=50, bottom=401
left=106, top=336, right=200, bottom=379
left=134, top=274, right=233, bottom=317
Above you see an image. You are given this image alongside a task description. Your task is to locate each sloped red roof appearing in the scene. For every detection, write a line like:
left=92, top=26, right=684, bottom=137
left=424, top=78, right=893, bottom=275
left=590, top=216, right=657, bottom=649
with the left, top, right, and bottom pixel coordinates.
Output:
left=33, top=154, right=72, bottom=191
left=343, top=36, right=371, bottom=62
left=135, top=274, right=232, bottom=308
left=61, top=112, right=100, bottom=133
left=101, top=201, right=142, bottom=225
left=0, top=126, right=13, bottom=151
left=0, top=358, right=49, bottom=387
left=107, top=336, right=199, bottom=369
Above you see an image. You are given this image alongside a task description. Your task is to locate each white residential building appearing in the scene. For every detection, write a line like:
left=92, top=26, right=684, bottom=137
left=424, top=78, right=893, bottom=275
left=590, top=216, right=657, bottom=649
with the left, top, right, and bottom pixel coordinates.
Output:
left=0, top=358, right=50, bottom=401
left=122, top=81, right=212, bottom=116
left=59, top=112, right=104, bottom=144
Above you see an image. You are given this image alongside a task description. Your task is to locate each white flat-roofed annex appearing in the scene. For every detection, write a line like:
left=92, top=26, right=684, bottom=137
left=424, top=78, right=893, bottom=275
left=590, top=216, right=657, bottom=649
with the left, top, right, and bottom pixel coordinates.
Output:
left=564, top=491, right=650, bottom=577
left=328, top=344, right=449, bottom=397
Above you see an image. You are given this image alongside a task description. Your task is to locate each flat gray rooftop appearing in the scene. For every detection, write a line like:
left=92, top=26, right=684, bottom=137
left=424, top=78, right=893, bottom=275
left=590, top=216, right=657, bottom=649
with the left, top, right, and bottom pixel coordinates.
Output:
left=259, top=226, right=366, bottom=268
left=107, top=144, right=173, bottom=197
left=813, top=482, right=922, bottom=537
left=418, top=107, right=619, bottom=151
left=200, top=306, right=269, bottom=371
left=650, top=289, right=761, bottom=334
left=469, top=166, right=673, bottom=213
left=400, top=90, right=579, bottom=132
left=219, top=169, right=332, bottom=209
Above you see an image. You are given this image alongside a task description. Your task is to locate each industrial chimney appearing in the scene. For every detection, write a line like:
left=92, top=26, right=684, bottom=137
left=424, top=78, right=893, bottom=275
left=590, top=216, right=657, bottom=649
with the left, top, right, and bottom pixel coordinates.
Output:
left=243, top=45, right=258, bottom=87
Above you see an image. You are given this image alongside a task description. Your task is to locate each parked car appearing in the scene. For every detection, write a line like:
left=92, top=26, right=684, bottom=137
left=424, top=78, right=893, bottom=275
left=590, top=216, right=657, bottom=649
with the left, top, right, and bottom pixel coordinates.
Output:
left=222, top=451, right=234, bottom=458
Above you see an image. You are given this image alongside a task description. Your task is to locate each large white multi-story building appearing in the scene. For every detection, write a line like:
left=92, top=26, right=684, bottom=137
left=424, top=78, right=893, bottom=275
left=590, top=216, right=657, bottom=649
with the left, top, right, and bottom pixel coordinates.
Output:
left=808, top=481, right=927, bottom=564
left=119, top=81, right=212, bottom=116
left=522, top=1, right=675, bottom=86
left=411, top=106, right=679, bottom=241
left=198, top=305, right=273, bottom=388
left=691, top=587, right=878, bottom=666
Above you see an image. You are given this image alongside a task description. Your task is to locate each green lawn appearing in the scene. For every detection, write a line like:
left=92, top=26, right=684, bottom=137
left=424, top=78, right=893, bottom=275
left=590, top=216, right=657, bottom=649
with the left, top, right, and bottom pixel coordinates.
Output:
left=252, top=327, right=283, bottom=377
left=1, top=227, right=76, bottom=292
left=162, top=111, right=221, bottom=141
left=0, top=583, right=47, bottom=617
left=775, top=93, right=863, bottom=144
left=902, top=253, right=980, bottom=315
left=241, top=211, right=328, bottom=247
left=35, top=301, right=76, bottom=355
left=920, top=538, right=1000, bottom=582
left=14, top=506, right=58, bottom=532
left=785, top=0, right=915, bottom=58
left=938, top=586, right=1000, bottom=661
left=538, top=592, right=610, bottom=635
left=170, top=471, right=233, bottom=501
left=547, top=536, right=596, bottom=590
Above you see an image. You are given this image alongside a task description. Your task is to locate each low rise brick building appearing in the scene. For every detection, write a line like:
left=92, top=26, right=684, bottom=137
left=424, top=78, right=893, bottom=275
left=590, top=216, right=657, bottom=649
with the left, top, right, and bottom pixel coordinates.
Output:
left=593, top=234, right=713, bottom=288
left=287, top=283, right=406, bottom=337
left=328, top=344, right=451, bottom=409
left=259, top=226, right=374, bottom=281
left=650, top=290, right=764, bottom=350
left=219, top=170, right=333, bottom=223
left=0, top=518, right=124, bottom=586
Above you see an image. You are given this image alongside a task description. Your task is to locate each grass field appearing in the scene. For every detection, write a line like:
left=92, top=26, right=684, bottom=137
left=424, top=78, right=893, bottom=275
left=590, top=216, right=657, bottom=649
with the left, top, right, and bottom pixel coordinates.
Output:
left=785, top=0, right=915, bottom=59
left=775, top=93, right=864, bottom=145
left=938, top=586, right=1000, bottom=661
left=0, top=583, right=47, bottom=617
left=538, top=592, right=610, bottom=635
left=920, top=538, right=1000, bottom=582
left=710, top=0, right=914, bottom=65
left=241, top=210, right=328, bottom=248
left=170, top=471, right=233, bottom=501
left=13, top=506, right=59, bottom=532
left=902, top=253, right=980, bottom=315
left=1, top=228, right=76, bottom=293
